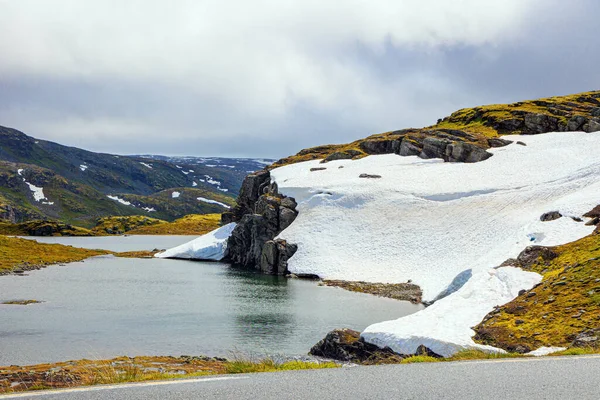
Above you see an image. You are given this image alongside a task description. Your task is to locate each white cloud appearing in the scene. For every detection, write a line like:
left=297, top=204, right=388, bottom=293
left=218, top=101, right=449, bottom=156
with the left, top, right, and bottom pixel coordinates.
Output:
left=0, top=1, right=537, bottom=113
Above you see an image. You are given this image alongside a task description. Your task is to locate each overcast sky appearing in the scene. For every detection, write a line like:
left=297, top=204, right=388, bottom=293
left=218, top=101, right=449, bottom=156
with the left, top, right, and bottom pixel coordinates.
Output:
left=0, top=0, right=598, bottom=158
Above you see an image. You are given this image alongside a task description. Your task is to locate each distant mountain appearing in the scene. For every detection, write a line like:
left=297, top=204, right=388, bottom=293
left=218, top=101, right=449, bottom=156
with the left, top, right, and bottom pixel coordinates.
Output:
left=0, top=125, right=271, bottom=227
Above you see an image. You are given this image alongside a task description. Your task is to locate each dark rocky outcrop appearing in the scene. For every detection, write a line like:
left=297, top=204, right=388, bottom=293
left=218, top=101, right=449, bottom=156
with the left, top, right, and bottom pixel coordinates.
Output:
left=540, top=211, right=562, bottom=221
left=222, top=170, right=298, bottom=275
left=570, top=328, right=600, bottom=349
left=309, top=329, right=405, bottom=364
left=500, top=245, right=558, bottom=270
left=309, top=329, right=443, bottom=363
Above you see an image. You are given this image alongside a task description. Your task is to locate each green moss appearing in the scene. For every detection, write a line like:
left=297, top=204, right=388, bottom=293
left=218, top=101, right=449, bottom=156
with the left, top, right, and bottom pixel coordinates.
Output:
left=474, top=232, right=600, bottom=350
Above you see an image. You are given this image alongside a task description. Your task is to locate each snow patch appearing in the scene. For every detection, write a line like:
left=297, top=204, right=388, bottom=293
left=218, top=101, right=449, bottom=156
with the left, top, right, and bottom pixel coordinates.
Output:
left=25, top=182, right=48, bottom=202
left=17, top=169, right=23, bottom=176
left=361, top=267, right=542, bottom=357
left=155, top=223, right=237, bottom=260
left=528, top=347, right=567, bottom=356
left=107, top=195, right=133, bottom=206
left=197, top=197, right=231, bottom=209
left=171, top=191, right=181, bottom=198
left=142, top=207, right=156, bottom=212
left=192, top=181, right=198, bottom=187
left=79, top=164, right=88, bottom=172
left=139, top=162, right=153, bottom=169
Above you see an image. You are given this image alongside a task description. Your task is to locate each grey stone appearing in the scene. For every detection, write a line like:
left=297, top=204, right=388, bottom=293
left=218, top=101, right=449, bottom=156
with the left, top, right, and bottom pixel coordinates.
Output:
left=359, top=173, right=382, bottom=179
left=567, top=115, right=587, bottom=131
left=487, top=138, right=513, bottom=148
left=279, top=207, right=297, bottom=231
left=523, top=113, right=559, bottom=134
left=398, top=139, right=422, bottom=156
left=419, top=137, right=451, bottom=160
left=583, top=118, right=600, bottom=133
left=280, top=197, right=297, bottom=210
left=445, top=142, right=492, bottom=163
left=540, top=211, right=562, bottom=221
left=571, top=328, right=600, bottom=349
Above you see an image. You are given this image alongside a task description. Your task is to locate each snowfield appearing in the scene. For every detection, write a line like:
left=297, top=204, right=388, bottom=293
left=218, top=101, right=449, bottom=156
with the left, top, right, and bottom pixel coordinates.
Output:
left=155, top=223, right=236, bottom=260
left=270, top=132, right=599, bottom=301
left=159, top=131, right=600, bottom=356
left=270, top=131, right=600, bottom=355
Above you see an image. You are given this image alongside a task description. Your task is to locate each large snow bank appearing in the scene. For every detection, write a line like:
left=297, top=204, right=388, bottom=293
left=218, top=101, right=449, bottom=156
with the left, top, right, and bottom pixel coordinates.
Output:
left=154, top=223, right=236, bottom=261
left=270, top=132, right=600, bottom=302
left=361, top=266, right=542, bottom=357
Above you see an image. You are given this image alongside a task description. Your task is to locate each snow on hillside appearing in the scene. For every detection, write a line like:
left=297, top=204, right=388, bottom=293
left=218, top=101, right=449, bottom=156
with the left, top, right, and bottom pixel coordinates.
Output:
left=196, top=196, right=231, bottom=209
left=107, top=195, right=132, bottom=206
left=268, top=131, right=600, bottom=355
left=155, top=223, right=236, bottom=260
left=271, top=132, right=599, bottom=301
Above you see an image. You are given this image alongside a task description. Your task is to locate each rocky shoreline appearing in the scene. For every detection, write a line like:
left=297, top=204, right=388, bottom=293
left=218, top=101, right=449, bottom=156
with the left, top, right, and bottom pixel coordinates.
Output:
left=322, top=280, right=422, bottom=304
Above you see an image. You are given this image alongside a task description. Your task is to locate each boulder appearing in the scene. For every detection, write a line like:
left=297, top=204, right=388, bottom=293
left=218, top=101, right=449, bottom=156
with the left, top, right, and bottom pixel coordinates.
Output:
left=309, top=329, right=404, bottom=364
left=359, top=139, right=401, bottom=154
left=540, top=211, right=562, bottom=221
left=322, top=150, right=362, bottom=163
left=514, top=245, right=558, bottom=269
left=570, top=328, right=600, bottom=349
left=359, top=173, right=382, bottom=179
left=419, top=137, right=451, bottom=160
left=523, top=113, right=559, bottom=134
left=487, top=138, right=513, bottom=148
left=567, top=115, right=587, bottom=131
left=279, top=207, right=297, bottom=231
left=445, top=142, right=492, bottom=163
left=398, top=138, right=422, bottom=156
left=582, top=118, right=600, bottom=133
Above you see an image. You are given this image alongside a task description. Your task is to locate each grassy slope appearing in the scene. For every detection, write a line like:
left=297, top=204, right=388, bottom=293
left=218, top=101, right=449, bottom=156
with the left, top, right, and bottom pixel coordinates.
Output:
left=93, top=214, right=221, bottom=235
left=474, top=230, right=600, bottom=351
left=0, top=236, right=109, bottom=274
left=0, top=355, right=337, bottom=394
left=272, top=90, right=600, bottom=167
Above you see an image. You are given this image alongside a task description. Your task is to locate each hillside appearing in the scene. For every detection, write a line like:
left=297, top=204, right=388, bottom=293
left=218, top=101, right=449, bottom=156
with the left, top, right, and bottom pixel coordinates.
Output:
left=0, top=126, right=261, bottom=226
left=272, top=90, right=600, bottom=167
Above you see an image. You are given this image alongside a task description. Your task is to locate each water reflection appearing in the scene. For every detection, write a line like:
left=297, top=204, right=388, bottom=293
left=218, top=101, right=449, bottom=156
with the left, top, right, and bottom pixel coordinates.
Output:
left=0, top=255, right=422, bottom=365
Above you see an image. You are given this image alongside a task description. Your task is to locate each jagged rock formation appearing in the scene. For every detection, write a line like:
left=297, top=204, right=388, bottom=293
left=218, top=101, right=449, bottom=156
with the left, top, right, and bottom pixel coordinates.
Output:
left=222, top=170, right=298, bottom=275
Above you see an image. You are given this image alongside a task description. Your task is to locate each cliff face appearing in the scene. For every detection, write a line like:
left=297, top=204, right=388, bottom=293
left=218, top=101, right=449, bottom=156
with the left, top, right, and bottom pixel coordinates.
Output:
left=222, top=170, right=298, bottom=275
left=221, top=90, right=600, bottom=275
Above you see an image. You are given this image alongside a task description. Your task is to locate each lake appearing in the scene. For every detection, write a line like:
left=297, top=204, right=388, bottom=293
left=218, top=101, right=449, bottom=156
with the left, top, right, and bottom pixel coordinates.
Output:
left=0, top=236, right=422, bottom=365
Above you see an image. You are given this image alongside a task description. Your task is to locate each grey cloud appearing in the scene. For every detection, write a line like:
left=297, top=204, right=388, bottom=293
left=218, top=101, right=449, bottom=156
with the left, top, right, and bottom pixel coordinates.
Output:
left=0, top=0, right=598, bottom=158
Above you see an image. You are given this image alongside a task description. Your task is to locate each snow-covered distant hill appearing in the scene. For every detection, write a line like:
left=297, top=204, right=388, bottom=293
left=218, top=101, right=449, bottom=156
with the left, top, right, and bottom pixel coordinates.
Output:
left=0, top=125, right=273, bottom=226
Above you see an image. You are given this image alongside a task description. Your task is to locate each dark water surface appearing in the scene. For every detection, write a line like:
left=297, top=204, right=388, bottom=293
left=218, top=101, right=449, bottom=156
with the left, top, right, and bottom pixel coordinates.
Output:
left=1, top=238, right=422, bottom=366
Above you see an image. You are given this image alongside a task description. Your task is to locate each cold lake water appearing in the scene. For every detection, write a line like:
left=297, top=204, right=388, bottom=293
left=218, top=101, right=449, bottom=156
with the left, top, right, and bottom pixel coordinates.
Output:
left=0, top=236, right=422, bottom=365
left=17, top=235, right=199, bottom=252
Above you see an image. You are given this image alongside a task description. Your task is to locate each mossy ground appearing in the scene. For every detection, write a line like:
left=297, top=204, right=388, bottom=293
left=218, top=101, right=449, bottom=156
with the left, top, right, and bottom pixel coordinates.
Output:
left=124, top=214, right=221, bottom=235
left=0, top=213, right=222, bottom=237
left=0, top=356, right=338, bottom=394
left=0, top=235, right=109, bottom=274
left=0, top=220, right=93, bottom=236
left=474, top=232, right=600, bottom=351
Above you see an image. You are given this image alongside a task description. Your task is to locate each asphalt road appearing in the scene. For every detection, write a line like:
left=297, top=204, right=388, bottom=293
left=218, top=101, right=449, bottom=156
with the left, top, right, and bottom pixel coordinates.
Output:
left=3, top=355, right=600, bottom=400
